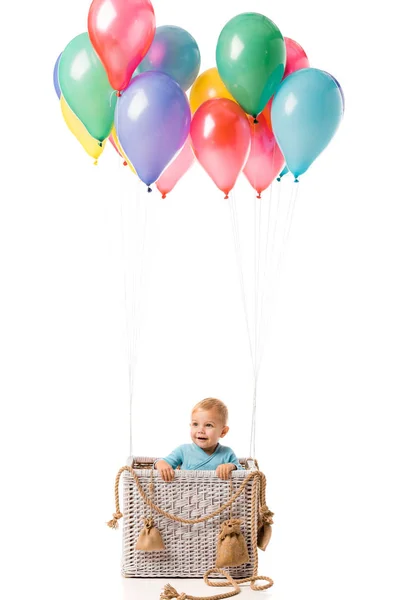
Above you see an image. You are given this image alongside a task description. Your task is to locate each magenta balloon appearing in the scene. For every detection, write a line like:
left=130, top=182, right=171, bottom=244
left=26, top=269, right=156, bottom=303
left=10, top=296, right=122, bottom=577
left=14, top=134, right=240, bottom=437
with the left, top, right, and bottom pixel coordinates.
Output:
left=115, top=71, right=191, bottom=187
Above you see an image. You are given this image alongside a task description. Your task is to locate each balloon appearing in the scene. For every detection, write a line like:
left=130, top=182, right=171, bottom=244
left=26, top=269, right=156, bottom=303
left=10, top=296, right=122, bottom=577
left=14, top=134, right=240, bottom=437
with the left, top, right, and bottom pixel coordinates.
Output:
left=277, top=166, right=289, bottom=181
left=271, top=68, right=343, bottom=179
left=115, top=72, right=191, bottom=187
left=283, top=37, right=309, bottom=78
left=136, top=25, right=200, bottom=92
left=189, top=67, right=235, bottom=114
left=60, top=96, right=105, bottom=162
left=156, top=139, right=195, bottom=198
left=243, top=115, right=284, bottom=197
left=59, top=33, right=117, bottom=142
left=262, top=38, right=309, bottom=128
left=109, top=129, right=122, bottom=157
left=190, top=98, right=251, bottom=198
left=88, top=0, right=155, bottom=92
left=110, top=126, right=136, bottom=173
left=216, top=13, right=285, bottom=117
left=323, top=71, right=345, bottom=112
left=53, top=53, right=62, bottom=99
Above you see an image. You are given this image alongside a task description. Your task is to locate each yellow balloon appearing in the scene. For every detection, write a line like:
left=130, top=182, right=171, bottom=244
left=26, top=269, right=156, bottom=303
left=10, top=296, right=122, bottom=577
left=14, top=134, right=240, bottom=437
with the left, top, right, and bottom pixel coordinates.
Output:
left=110, top=126, right=136, bottom=174
left=60, top=96, right=105, bottom=162
left=189, top=67, right=236, bottom=114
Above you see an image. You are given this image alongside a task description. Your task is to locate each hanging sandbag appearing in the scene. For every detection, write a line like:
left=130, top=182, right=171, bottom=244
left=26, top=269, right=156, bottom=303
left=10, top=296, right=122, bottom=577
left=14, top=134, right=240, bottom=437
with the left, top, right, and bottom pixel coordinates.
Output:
left=257, top=506, right=274, bottom=551
left=135, top=517, right=165, bottom=551
left=215, top=518, right=249, bottom=567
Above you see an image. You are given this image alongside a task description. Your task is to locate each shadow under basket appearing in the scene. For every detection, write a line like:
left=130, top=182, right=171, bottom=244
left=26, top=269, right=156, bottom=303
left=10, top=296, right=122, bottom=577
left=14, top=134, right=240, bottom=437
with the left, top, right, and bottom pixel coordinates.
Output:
left=121, top=456, right=269, bottom=579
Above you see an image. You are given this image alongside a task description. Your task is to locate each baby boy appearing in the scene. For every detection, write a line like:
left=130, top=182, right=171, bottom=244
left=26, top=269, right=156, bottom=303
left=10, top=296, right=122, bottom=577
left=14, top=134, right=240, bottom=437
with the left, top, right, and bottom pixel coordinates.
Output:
left=156, top=397, right=243, bottom=481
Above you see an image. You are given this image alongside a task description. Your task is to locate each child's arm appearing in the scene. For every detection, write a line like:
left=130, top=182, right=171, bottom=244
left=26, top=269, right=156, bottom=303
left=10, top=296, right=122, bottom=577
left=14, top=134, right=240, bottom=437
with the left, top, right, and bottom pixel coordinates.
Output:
left=216, top=463, right=237, bottom=480
left=155, top=446, right=183, bottom=482
left=155, top=459, right=175, bottom=482
left=216, top=448, right=244, bottom=479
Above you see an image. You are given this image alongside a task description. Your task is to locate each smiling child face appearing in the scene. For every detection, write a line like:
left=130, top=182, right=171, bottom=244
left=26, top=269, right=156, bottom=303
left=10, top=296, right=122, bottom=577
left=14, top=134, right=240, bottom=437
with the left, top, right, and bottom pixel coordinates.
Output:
left=190, top=407, right=229, bottom=454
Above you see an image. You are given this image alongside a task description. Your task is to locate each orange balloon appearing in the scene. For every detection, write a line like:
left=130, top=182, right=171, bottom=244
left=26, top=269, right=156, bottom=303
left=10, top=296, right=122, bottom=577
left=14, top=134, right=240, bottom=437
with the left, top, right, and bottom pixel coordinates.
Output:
left=189, top=67, right=235, bottom=114
left=190, top=99, right=251, bottom=198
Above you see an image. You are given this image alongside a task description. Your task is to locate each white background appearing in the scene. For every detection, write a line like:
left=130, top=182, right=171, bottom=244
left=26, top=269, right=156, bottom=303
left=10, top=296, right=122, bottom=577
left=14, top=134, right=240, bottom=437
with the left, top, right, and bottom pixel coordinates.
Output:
left=1, top=1, right=399, bottom=599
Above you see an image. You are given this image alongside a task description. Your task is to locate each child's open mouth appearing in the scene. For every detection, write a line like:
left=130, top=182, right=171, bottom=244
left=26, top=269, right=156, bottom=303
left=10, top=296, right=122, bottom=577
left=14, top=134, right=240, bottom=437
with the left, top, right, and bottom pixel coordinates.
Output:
left=197, top=437, right=208, bottom=441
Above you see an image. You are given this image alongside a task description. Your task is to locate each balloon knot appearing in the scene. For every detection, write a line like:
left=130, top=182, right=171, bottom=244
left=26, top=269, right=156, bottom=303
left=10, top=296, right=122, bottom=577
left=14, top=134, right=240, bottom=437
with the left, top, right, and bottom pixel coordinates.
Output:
left=93, top=160, right=98, bottom=166
left=256, top=193, right=262, bottom=199
left=276, top=177, right=281, bottom=182
left=98, top=142, right=103, bottom=147
left=294, top=177, right=299, bottom=183
left=117, top=91, right=121, bottom=97
left=162, top=194, right=167, bottom=199
left=147, top=186, right=153, bottom=193
left=224, top=194, right=229, bottom=200
left=123, top=161, right=128, bottom=167
left=253, top=117, right=259, bottom=124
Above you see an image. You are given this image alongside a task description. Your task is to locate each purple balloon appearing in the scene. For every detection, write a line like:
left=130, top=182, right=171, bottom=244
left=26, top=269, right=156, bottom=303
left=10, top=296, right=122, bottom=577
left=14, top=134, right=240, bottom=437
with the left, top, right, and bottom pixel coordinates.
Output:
left=115, top=71, right=191, bottom=187
left=53, top=53, right=62, bottom=99
left=322, top=70, right=345, bottom=113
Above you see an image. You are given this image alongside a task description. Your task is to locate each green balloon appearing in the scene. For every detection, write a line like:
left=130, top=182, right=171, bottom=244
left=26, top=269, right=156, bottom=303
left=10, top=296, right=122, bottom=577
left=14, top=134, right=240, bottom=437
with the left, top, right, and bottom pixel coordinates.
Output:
left=58, top=33, right=116, bottom=142
left=216, top=13, right=286, bottom=117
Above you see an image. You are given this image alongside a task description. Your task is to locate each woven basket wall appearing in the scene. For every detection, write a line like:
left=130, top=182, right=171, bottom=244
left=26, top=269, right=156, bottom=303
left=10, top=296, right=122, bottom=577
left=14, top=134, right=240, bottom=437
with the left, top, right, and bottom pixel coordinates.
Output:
left=122, top=457, right=259, bottom=578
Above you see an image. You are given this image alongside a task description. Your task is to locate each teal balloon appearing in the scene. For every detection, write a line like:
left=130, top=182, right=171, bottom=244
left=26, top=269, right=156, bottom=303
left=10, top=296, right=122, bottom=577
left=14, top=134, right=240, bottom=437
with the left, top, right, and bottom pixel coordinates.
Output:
left=271, top=68, right=343, bottom=179
left=59, top=33, right=116, bottom=142
left=277, top=165, right=289, bottom=181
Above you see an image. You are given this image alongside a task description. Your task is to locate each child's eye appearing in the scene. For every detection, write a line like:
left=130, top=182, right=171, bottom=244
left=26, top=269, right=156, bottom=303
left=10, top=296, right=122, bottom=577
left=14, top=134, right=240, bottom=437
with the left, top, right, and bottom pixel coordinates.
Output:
left=192, top=422, right=198, bottom=427
left=206, top=424, right=213, bottom=428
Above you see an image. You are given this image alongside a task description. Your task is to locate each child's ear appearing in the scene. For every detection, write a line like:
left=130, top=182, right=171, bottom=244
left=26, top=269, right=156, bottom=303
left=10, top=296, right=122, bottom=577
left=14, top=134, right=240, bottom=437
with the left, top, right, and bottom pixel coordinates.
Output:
left=220, top=425, right=229, bottom=438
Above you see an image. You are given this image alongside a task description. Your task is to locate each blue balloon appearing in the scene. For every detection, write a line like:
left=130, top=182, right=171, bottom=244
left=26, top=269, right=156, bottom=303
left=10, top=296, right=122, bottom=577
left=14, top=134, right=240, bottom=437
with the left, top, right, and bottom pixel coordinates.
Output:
left=115, top=72, right=191, bottom=187
left=53, top=53, right=62, bottom=99
left=277, top=165, right=289, bottom=181
left=136, top=25, right=201, bottom=92
left=271, top=68, right=343, bottom=180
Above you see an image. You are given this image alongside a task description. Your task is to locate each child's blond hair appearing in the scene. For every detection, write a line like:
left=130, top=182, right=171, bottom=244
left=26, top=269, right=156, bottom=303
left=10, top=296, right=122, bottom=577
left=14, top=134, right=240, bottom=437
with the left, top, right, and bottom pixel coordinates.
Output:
left=192, top=398, right=228, bottom=425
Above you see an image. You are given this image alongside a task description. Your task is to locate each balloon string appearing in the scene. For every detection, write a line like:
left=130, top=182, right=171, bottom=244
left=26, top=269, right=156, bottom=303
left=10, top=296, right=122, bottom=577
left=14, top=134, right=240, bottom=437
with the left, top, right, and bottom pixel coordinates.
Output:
left=229, top=190, right=255, bottom=372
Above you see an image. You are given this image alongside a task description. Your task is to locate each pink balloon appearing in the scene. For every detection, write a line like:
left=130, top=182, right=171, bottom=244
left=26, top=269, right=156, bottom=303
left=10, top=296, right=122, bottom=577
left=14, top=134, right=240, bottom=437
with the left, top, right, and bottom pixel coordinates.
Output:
left=156, top=140, right=195, bottom=199
left=88, top=0, right=156, bottom=92
left=262, top=38, right=309, bottom=127
left=283, top=37, right=310, bottom=79
left=243, top=115, right=284, bottom=197
left=190, top=99, right=251, bottom=198
left=109, top=131, right=122, bottom=157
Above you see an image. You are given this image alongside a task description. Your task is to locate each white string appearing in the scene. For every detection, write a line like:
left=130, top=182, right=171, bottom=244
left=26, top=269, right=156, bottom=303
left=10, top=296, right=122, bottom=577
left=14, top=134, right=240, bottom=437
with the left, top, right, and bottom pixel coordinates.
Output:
left=228, top=189, right=255, bottom=371
left=119, top=169, right=149, bottom=457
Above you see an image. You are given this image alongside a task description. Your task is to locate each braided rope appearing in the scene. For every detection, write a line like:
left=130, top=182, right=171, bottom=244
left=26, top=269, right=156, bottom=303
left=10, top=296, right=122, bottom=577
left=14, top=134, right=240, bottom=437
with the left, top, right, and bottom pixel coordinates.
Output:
left=107, top=467, right=262, bottom=528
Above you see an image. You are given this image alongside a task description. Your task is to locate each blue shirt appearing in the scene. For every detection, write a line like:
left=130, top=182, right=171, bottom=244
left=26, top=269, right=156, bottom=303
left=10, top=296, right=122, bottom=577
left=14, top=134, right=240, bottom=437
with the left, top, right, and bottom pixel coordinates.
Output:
left=162, top=443, right=243, bottom=471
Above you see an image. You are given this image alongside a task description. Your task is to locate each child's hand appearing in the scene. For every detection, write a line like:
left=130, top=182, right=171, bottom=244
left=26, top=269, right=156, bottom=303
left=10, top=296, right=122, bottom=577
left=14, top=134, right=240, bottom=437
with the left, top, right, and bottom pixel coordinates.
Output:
left=216, top=463, right=236, bottom=480
left=156, top=459, right=175, bottom=482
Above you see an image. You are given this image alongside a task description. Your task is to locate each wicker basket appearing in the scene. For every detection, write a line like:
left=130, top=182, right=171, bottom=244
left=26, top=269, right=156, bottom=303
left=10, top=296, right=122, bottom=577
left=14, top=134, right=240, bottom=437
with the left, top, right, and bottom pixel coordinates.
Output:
left=121, top=457, right=261, bottom=579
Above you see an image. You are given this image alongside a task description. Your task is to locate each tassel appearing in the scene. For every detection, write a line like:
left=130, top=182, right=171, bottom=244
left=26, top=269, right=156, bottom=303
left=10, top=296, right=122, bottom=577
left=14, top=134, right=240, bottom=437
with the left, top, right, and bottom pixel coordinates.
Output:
left=107, top=511, right=123, bottom=529
left=160, top=584, right=186, bottom=600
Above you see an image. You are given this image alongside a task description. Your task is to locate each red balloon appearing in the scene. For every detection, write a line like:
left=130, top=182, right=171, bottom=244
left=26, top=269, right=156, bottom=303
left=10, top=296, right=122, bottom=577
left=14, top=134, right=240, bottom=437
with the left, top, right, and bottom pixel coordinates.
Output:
left=283, top=37, right=310, bottom=78
left=190, top=99, right=251, bottom=198
left=243, top=115, right=284, bottom=197
left=88, top=0, right=155, bottom=92
left=109, top=130, right=122, bottom=157
left=156, top=139, right=195, bottom=199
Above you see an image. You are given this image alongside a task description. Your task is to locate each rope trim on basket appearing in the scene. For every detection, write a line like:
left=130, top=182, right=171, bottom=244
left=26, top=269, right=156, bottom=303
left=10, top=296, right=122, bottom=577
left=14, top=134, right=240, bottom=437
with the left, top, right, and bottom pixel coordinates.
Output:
left=107, top=466, right=273, bottom=598
left=107, top=466, right=266, bottom=527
